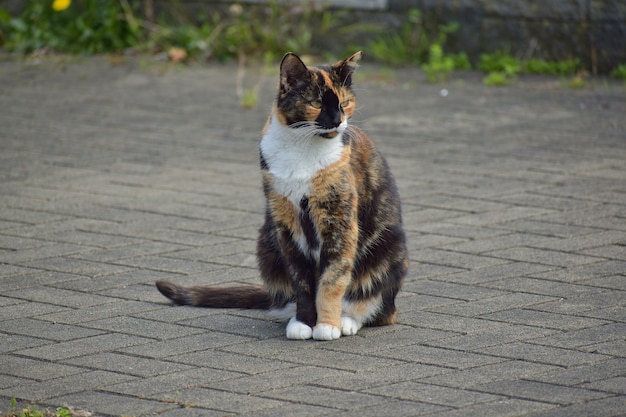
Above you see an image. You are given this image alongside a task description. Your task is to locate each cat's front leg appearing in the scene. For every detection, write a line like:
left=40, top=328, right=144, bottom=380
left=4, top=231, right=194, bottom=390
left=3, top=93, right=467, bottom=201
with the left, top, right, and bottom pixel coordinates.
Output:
left=286, top=317, right=313, bottom=340
left=313, top=268, right=351, bottom=340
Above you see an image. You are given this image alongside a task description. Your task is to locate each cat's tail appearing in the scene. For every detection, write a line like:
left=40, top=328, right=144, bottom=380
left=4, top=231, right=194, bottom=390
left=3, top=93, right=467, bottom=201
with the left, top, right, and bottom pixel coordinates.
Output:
left=155, top=280, right=272, bottom=309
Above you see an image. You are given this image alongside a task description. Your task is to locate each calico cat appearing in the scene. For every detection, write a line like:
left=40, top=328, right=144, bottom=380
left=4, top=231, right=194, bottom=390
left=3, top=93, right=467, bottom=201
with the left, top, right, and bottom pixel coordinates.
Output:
left=156, top=51, right=408, bottom=340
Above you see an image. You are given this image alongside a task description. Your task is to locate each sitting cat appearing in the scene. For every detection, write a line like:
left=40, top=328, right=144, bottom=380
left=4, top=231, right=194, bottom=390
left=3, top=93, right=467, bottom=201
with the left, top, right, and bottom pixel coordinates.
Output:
left=156, top=51, right=408, bottom=340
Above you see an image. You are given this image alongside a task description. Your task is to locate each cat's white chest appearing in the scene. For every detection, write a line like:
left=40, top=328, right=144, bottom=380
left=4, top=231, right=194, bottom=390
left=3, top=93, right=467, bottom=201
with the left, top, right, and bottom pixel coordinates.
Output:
left=260, top=117, right=344, bottom=206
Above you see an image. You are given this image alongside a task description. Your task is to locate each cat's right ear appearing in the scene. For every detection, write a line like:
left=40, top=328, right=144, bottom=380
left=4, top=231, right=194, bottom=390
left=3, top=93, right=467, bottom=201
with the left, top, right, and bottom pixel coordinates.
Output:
left=280, top=52, right=309, bottom=92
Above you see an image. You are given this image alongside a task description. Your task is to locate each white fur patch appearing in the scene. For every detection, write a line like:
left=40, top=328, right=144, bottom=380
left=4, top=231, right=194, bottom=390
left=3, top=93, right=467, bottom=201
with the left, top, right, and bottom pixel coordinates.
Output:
left=269, top=303, right=296, bottom=322
left=342, top=296, right=383, bottom=328
left=286, top=317, right=313, bottom=340
left=312, top=324, right=341, bottom=340
left=340, top=316, right=361, bottom=336
left=260, top=115, right=344, bottom=207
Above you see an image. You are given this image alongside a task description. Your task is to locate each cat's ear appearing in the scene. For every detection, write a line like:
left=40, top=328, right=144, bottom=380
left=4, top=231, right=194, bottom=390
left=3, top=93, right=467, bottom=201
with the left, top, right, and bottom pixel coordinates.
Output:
left=334, top=51, right=362, bottom=87
left=280, top=52, right=310, bottom=92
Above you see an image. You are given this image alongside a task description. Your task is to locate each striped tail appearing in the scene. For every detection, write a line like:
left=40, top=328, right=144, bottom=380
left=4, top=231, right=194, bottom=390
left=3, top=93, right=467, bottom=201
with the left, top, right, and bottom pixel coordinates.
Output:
left=155, top=280, right=272, bottom=309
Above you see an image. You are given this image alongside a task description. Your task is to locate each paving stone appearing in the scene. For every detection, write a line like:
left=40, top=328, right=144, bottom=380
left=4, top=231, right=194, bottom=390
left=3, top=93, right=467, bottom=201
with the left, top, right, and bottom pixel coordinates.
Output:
left=473, top=379, right=610, bottom=405
left=164, top=387, right=285, bottom=414
left=486, top=247, right=604, bottom=267
left=477, top=342, right=612, bottom=367
left=441, top=262, right=556, bottom=285
left=262, top=384, right=388, bottom=411
left=15, top=333, right=154, bottom=361
left=479, top=309, right=610, bottom=331
left=427, top=398, right=557, bottom=417
left=120, top=332, right=254, bottom=358
left=0, top=318, right=103, bottom=341
left=202, top=365, right=350, bottom=394
left=0, top=57, right=624, bottom=416
left=428, top=292, right=558, bottom=317
left=45, top=391, right=170, bottom=417
left=168, top=349, right=297, bottom=375
left=0, top=300, right=68, bottom=319
left=17, top=257, right=132, bottom=278
left=528, top=358, right=626, bottom=386
left=1, top=286, right=118, bottom=308
left=82, top=316, right=203, bottom=340
left=0, top=370, right=136, bottom=402
left=520, top=396, right=626, bottom=417
left=365, top=381, right=504, bottom=407
left=0, top=355, right=84, bottom=381
left=478, top=276, right=608, bottom=298
left=525, top=323, right=626, bottom=348
left=402, top=279, right=508, bottom=301
left=181, top=313, right=286, bottom=339
left=418, top=360, right=562, bottom=389
left=36, top=300, right=161, bottom=325
left=380, top=344, right=505, bottom=370
left=63, top=352, right=195, bottom=377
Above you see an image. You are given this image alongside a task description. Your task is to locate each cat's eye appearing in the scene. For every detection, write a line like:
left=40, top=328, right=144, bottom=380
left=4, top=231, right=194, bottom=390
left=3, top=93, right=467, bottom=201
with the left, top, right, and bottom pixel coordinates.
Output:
left=341, top=99, right=352, bottom=108
left=309, top=100, right=322, bottom=109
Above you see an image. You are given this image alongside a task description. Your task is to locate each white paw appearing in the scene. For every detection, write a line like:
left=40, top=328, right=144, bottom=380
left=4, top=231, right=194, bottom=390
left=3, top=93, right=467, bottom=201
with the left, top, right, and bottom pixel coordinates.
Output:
left=341, top=316, right=361, bottom=336
left=312, top=323, right=341, bottom=341
left=286, top=317, right=312, bottom=340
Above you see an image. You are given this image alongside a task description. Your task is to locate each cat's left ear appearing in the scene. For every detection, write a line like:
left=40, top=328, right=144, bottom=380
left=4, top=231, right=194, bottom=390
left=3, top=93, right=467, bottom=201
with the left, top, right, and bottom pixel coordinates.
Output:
left=334, top=51, right=362, bottom=87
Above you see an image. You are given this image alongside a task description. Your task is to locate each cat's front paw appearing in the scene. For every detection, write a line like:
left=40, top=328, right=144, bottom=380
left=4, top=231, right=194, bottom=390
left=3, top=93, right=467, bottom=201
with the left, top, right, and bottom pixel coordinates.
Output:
left=286, top=317, right=313, bottom=340
left=341, top=316, right=361, bottom=336
left=312, top=323, right=341, bottom=340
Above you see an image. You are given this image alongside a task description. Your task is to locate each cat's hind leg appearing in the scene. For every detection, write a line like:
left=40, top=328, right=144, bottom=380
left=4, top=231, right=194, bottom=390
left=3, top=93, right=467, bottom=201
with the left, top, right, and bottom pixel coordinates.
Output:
left=340, top=316, right=361, bottom=336
left=340, top=296, right=383, bottom=336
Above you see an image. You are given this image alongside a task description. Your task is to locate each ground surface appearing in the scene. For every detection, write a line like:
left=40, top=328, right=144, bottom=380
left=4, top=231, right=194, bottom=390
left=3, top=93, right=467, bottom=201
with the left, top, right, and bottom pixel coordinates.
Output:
left=0, top=55, right=625, bottom=416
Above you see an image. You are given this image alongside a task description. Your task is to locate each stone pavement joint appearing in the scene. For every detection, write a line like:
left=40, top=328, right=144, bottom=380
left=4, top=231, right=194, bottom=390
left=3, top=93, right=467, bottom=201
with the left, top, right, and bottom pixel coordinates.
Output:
left=0, top=55, right=624, bottom=416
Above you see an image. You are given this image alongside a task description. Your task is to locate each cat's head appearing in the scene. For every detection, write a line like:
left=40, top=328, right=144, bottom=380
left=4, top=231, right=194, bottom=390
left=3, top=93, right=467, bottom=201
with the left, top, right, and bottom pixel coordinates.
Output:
left=274, top=51, right=362, bottom=139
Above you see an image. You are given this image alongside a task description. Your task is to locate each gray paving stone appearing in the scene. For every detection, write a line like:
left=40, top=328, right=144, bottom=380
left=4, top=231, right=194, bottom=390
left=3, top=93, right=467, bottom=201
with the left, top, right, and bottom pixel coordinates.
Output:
left=102, top=367, right=243, bottom=397
left=262, top=384, right=388, bottom=411
left=0, top=355, right=84, bottom=381
left=521, top=396, right=626, bottom=417
left=473, top=379, right=610, bottom=405
left=364, top=381, right=504, bottom=407
left=486, top=247, right=604, bottom=267
left=15, top=333, right=154, bottom=361
left=120, top=332, right=255, bottom=358
left=528, top=358, right=626, bottom=386
left=1, top=56, right=624, bottom=416
left=63, top=352, right=195, bottom=377
left=35, top=300, right=160, bottom=324
left=428, top=292, right=558, bottom=317
left=479, top=309, right=610, bottom=331
left=477, top=342, right=612, bottom=367
left=0, top=318, right=103, bottom=341
left=426, top=398, right=557, bottom=417
left=163, top=387, right=285, bottom=414
left=1, top=286, right=118, bottom=308
left=418, top=360, right=562, bottom=389
left=0, top=370, right=135, bottom=402
left=45, top=391, right=171, bottom=417
left=82, top=316, right=203, bottom=340
left=379, top=344, right=505, bottom=369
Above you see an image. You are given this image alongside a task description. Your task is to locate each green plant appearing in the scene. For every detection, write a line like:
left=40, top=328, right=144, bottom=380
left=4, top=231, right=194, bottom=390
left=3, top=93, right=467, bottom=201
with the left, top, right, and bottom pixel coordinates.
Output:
left=3, top=398, right=74, bottom=417
left=483, top=71, right=511, bottom=86
left=478, top=51, right=521, bottom=74
left=1, top=0, right=142, bottom=54
left=479, top=51, right=521, bottom=86
left=610, top=64, right=626, bottom=79
left=523, top=58, right=580, bottom=75
left=368, top=9, right=426, bottom=65
left=422, top=43, right=454, bottom=82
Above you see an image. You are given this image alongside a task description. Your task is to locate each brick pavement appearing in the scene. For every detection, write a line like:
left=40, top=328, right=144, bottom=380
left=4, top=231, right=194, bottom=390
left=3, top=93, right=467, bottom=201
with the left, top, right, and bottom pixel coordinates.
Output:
left=0, top=54, right=624, bottom=416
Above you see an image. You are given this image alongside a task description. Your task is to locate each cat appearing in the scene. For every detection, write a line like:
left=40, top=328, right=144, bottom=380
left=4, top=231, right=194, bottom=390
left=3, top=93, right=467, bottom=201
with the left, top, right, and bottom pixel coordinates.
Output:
left=156, top=51, right=409, bottom=340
